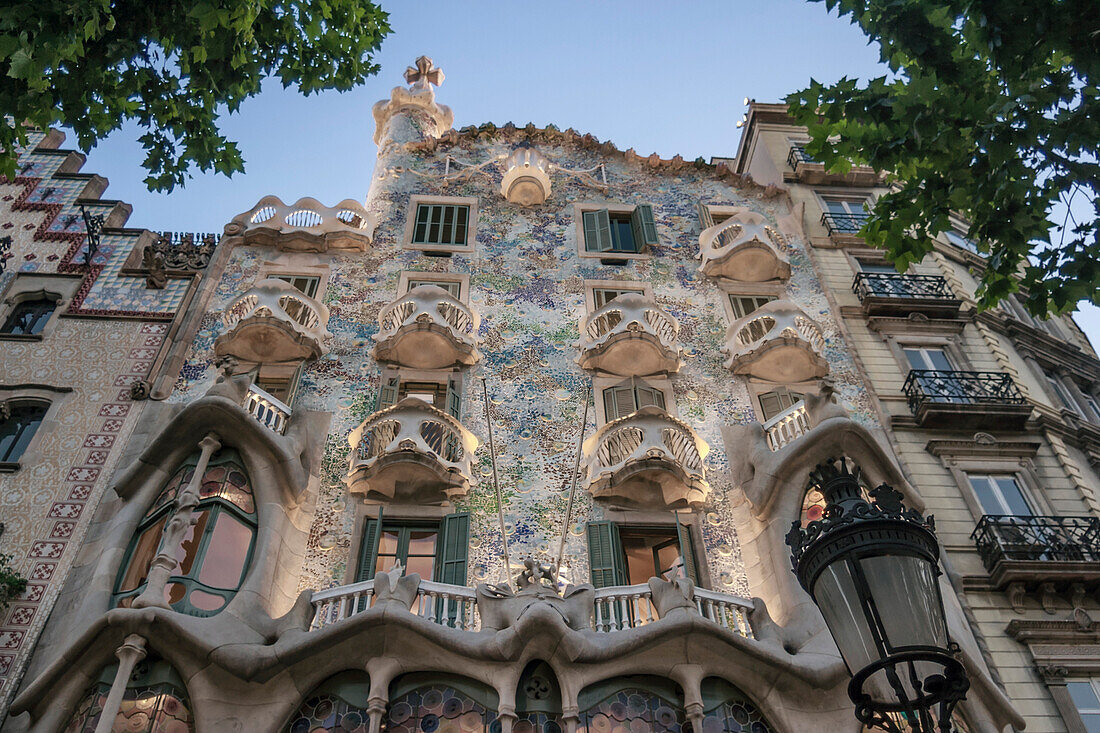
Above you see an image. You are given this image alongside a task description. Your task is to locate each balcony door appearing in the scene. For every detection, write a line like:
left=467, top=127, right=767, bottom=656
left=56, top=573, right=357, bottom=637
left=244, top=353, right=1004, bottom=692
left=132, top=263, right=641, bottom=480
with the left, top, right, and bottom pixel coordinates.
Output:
left=758, top=387, right=803, bottom=422
left=902, top=346, right=972, bottom=404
left=902, top=346, right=954, bottom=372
left=966, top=473, right=1033, bottom=517
left=822, top=196, right=869, bottom=232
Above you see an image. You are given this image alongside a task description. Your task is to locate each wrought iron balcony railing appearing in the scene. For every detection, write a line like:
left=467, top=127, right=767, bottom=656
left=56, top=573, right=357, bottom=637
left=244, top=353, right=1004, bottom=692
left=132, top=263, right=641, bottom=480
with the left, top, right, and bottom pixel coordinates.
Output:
left=903, top=370, right=1026, bottom=412
left=787, top=144, right=818, bottom=168
left=853, top=273, right=956, bottom=301
left=820, top=211, right=868, bottom=235
left=971, top=515, right=1100, bottom=572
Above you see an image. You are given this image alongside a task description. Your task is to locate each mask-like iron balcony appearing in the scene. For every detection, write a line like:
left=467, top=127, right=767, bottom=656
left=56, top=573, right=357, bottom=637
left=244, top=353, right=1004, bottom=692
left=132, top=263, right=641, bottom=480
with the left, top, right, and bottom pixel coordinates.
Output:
left=582, top=405, right=709, bottom=509
left=698, top=211, right=791, bottom=283
left=722, top=300, right=828, bottom=382
left=225, top=195, right=376, bottom=252
left=575, top=293, right=680, bottom=376
left=215, top=278, right=332, bottom=363
left=347, top=397, right=478, bottom=504
left=373, top=285, right=481, bottom=369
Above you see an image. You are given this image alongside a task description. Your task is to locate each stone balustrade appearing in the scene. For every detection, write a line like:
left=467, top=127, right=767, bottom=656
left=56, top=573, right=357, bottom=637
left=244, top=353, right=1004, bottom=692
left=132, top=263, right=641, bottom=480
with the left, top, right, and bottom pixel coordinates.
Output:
left=722, top=300, right=828, bottom=382
left=582, top=406, right=709, bottom=509
left=347, top=397, right=478, bottom=503
left=575, top=293, right=680, bottom=376
left=762, top=400, right=810, bottom=451
left=226, top=195, right=376, bottom=251
left=373, top=285, right=481, bottom=369
left=698, top=211, right=790, bottom=282
left=311, top=578, right=754, bottom=638
left=216, top=278, right=331, bottom=363
left=243, top=384, right=292, bottom=434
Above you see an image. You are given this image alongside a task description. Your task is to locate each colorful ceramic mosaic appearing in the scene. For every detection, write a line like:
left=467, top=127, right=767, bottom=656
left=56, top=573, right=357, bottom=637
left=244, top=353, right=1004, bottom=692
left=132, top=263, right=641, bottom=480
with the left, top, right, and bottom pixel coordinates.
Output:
left=285, top=693, right=370, bottom=733
left=580, top=688, right=684, bottom=733
left=170, top=122, right=877, bottom=597
left=387, top=684, right=498, bottom=733
left=63, top=681, right=193, bottom=733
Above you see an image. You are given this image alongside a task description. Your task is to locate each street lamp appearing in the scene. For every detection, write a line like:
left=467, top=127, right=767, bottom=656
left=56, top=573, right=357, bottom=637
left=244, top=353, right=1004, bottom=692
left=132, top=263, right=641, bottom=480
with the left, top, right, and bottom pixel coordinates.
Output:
left=785, top=457, right=969, bottom=732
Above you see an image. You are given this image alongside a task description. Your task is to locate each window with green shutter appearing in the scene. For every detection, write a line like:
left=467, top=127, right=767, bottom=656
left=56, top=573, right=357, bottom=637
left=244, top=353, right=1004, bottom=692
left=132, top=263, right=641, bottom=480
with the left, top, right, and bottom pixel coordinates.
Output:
left=582, top=206, right=659, bottom=253
left=412, top=203, right=470, bottom=247
left=407, top=278, right=461, bottom=299
left=589, top=521, right=701, bottom=588
left=603, top=382, right=666, bottom=421
left=586, top=521, right=626, bottom=588
left=354, top=512, right=470, bottom=585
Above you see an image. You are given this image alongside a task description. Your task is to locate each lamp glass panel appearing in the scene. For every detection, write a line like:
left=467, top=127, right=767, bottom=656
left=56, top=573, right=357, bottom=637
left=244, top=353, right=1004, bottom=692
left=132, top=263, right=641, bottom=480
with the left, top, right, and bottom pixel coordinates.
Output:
left=861, top=554, right=947, bottom=651
left=813, top=560, right=880, bottom=674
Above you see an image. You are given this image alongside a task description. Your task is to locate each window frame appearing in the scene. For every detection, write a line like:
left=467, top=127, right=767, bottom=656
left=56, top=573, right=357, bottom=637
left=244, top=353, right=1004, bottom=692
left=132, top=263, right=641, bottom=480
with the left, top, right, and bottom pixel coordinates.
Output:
left=402, top=195, right=478, bottom=254
left=259, top=264, right=330, bottom=304
left=574, top=203, right=654, bottom=261
left=0, top=282, right=70, bottom=341
left=398, top=271, right=470, bottom=304
left=583, top=279, right=653, bottom=313
left=0, top=399, right=50, bottom=469
left=1065, top=678, right=1100, bottom=732
left=716, top=280, right=785, bottom=325
left=593, top=375, right=674, bottom=426
left=927, top=440, right=1052, bottom=524
left=586, top=512, right=708, bottom=590
left=964, top=472, right=1037, bottom=517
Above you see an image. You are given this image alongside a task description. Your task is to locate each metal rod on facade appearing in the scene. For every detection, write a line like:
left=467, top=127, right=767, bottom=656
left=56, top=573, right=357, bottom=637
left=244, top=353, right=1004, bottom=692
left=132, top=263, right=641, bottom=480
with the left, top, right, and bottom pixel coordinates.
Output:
left=480, top=377, right=512, bottom=581
left=556, top=382, right=591, bottom=571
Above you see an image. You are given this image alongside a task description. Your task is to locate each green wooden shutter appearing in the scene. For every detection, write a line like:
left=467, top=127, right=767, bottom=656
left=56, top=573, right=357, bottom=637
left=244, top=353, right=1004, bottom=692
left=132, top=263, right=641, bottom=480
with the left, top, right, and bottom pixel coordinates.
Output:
left=675, top=514, right=700, bottom=587
left=435, top=512, right=470, bottom=585
left=604, top=386, right=639, bottom=421
left=583, top=209, right=614, bottom=252
left=355, top=509, right=383, bottom=583
left=630, top=204, right=659, bottom=250
left=636, top=385, right=665, bottom=410
left=587, top=521, right=625, bottom=588
left=446, top=375, right=461, bottom=420
left=696, top=202, right=715, bottom=231
left=377, top=375, right=399, bottom=411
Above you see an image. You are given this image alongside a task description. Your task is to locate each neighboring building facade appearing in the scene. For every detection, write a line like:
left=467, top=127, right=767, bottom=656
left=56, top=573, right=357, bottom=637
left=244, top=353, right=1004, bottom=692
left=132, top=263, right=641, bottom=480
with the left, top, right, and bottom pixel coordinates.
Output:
left=0, top=61, right=1092, bottom=731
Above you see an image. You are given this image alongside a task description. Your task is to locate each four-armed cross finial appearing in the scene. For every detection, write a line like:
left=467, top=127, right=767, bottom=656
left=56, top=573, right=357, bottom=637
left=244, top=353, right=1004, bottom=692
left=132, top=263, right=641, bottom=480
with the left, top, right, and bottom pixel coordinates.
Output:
left=404, top=56, right=444, bottom=87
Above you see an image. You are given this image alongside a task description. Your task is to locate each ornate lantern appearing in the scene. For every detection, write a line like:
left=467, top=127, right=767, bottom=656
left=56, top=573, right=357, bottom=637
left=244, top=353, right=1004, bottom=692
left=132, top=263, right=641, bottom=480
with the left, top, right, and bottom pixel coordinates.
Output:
left=785, top=458, right=969, bottom=732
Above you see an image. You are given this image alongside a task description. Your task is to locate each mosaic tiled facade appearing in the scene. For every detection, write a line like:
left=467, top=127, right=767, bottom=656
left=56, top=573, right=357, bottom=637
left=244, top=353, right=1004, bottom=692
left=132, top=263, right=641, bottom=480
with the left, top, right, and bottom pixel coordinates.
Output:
left=5, top=60, right=1100, bottom=733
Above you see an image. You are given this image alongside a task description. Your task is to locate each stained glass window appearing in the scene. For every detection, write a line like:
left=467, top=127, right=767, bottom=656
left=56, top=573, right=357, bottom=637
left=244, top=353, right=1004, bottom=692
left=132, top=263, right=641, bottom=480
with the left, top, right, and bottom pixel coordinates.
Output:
left=64, top=657, right=193, bottom=733
left=388, top=679, right=499, bottom=733
left=579, top=683, right=686, bottom=733
left=283, top=671, right=372, bottom=733
left=113, top=449, right=256, bottom=616
left=700, top=678, right=774, bottom=733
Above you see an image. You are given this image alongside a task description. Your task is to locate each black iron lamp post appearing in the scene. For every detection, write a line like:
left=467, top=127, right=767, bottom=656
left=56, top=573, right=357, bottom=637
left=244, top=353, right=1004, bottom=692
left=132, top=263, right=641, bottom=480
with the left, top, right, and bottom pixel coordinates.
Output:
left=785, top=457, right=969, bottom=732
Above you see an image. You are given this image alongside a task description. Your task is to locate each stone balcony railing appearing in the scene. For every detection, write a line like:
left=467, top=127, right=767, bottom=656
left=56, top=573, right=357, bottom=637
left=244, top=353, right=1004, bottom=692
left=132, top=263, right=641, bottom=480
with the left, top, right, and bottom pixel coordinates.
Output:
left=309, top=576, right=754, bottom=638
left=225, top=195, right=376, bottom=252
left=698, top=211, right=790, bottom=283
left=346, top=397, right=478, bottom=504
left=582, top=406, right=709, bottom=509
left=215, top=278, right=331, bottom=363
left=761, top=400, right=810, bottom=451
left=372, top=285, right=481, bottom=369
left=575, top=293, right=680, bottom=376
left=243, top=384, right=292, bottom=435
left=722, top=300, right=828, bottom=382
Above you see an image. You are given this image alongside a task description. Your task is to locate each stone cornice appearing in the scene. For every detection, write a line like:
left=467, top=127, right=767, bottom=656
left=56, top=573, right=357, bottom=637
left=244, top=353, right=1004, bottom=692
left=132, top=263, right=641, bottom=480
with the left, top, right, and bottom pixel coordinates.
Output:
left=925, top=437, right=1042, bottom=459
left=977, top=310, right=1100, bottom=382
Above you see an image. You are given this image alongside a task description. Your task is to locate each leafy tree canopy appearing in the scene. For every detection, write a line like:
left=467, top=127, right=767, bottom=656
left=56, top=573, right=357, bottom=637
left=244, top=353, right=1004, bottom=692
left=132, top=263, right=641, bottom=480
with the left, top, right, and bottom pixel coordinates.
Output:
left=0, top=0, right=390, bottom=191
left=787, top=0, right=1099, bottom=316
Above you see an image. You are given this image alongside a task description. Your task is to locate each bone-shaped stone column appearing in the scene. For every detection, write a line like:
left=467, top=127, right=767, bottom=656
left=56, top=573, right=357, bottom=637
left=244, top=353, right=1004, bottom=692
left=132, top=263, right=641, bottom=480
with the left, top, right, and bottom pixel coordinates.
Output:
left=92, top=634, right=147, bottom=733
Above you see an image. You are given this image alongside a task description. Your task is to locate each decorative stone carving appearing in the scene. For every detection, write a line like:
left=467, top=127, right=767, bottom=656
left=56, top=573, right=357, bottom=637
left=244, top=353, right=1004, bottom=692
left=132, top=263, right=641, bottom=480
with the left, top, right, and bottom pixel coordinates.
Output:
left=582, top=406, right=710, bottom=509
left=575, top=293, right=680, bottom=376
left=475, top=579, right=595, bottom=632
left=226, top=195, right=375, bottom=252
left=373, top=284, right=481, bottom=369
left=698, top=211, right=790, bottom=282
left=647, top=575, right=697, bottom=619
left=722, top=299, right=828, bottom=382
left=141, top=246, right=167, bottom=289
left=151, top=231, right=219, bottom=270
left=1007, top=582, right=1027, bottom=614
left=128, top=380, right=151, bottom=401
left=215, top=278, right=332, bottom=363
left=500, top=145, right=552, bottom=206
left=1040, top=582, right=1060, bottom=615
left=372, top=56, right=454, bottom=145
left=372, top=561, right=420, bottom=610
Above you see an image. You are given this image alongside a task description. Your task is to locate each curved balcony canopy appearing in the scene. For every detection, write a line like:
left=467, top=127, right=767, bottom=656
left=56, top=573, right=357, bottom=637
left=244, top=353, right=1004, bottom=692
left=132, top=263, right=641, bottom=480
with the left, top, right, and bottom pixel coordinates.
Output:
left=215, top=278, right=331, bottom=363
left=582, top=406, right=709, bottom=510
left=575, top=293, right=680, bottom=376
left=226, top=195, right=376, bottom=252
left=347, top=397, right=478, bottom=504
left=722, top=300, right=828, bottom=382
left=698, top=211, right=790, bottom=282
left=372, top=285, right=481, bottom=369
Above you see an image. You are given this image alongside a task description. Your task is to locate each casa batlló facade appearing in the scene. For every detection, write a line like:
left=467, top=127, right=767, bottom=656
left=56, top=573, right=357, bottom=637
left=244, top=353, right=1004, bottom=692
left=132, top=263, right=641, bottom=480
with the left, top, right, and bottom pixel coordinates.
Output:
left=0, top=58, right=1098, bottom=732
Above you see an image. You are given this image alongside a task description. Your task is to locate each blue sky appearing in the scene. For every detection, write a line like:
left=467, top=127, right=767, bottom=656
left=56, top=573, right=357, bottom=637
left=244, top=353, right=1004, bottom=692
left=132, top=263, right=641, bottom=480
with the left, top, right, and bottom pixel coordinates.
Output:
left=73, top=0, right=1100, bottom=344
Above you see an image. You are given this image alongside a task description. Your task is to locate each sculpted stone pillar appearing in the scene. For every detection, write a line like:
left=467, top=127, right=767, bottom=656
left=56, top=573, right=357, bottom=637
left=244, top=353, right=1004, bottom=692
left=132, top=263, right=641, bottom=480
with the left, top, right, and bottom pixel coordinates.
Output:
left=92, top=634, right=147, bottom=733
left=366, top=695, right=387, bottom=733
left=132, top=433, right=222, bottom=609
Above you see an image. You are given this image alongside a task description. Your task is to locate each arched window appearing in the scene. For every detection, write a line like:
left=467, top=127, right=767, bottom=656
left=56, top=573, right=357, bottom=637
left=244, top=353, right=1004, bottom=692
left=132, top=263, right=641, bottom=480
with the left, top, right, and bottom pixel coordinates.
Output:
left=700, top=677, right=774, bottom=732
left=64, top=655, right=193, bottom=732
left=0, top=401, right=47, bottom=463
left=516, top=660, right=563, bottom=733
left=1, top=297, right=56, bottom=335
left=579, top=677, right=685, bottom=733
left=283, top=670, right=371, bottom=733
left=387, top=674, right=499, bottom=733
left=113, top=449, right=256, bottom=616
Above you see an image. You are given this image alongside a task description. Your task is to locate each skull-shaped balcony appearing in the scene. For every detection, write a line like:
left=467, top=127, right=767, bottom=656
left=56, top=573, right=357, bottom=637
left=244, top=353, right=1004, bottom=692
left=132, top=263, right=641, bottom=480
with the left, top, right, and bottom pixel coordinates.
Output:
left=347, top=397, right=479, bottom=504
left=582, top=406, right=709, bottom=510
left=372, top=285, right=481, bottom=369
left=215, top=278, right=331, bottom=363
left=698, top=211, right=791, bottom=282
left=722, top=300, right=828, bottom=382
left=575, top=293, right=680, bottom=377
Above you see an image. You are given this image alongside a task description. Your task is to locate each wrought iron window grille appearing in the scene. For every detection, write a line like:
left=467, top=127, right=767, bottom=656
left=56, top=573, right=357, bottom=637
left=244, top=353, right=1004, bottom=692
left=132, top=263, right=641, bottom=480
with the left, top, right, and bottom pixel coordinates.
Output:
left=853, top=273, right=956, bottom=301
left=971, top=515, right=1100, bottom=570
left=903, top=370, right=1025, bottom=413
left=79, top=204, right=105, bottom=269
left=820, top=211, right=869, bottom=235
